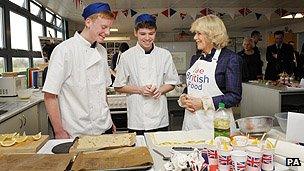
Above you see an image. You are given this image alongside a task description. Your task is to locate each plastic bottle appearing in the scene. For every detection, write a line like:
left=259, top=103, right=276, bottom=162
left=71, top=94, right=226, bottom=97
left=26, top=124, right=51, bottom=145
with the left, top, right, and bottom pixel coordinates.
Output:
left=213, top=102, right=230, bottom=138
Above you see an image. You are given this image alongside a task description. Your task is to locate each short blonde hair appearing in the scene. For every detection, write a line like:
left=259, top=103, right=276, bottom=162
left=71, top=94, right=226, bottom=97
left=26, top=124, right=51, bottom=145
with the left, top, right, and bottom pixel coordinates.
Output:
left=190, top=15, right=229, bottom=49
left=242, top=37, right=254, bottom=48
left=88, top=11, right=114, bottom=21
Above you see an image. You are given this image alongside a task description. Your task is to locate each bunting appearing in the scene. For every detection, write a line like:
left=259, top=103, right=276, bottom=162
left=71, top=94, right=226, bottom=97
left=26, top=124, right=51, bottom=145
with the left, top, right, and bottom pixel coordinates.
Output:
left=217, top=12, right=225, bottom=19
left=162, top=9, right=169, bottom=17
left=130, top=9, right=138, bottom=17
left=112, top=11, right=118, bottom=20
left=200, top=8, right=214, bottom=16
left=255, top=13, right=262, bottom=20
left=73, top=0, right=83, bottom=9
left=122, top=9, right=129, bottom=17
left=180, top=12, right=187, bottom=20
left=239, top=8, right=252, bottom=16
left=170, top=8, right=177, bottom=17
left=275, top=8, right=288, bottom=17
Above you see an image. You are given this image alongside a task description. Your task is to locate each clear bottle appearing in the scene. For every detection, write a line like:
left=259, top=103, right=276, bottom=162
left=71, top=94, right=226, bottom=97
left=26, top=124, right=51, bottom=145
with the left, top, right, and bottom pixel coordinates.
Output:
left=213, top=102, right=230, bottom=138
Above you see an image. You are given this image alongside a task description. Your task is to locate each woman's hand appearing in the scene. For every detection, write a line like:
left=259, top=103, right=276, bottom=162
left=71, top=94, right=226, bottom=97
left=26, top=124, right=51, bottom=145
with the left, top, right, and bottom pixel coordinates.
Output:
left=185, top=96, right=203, bottom=113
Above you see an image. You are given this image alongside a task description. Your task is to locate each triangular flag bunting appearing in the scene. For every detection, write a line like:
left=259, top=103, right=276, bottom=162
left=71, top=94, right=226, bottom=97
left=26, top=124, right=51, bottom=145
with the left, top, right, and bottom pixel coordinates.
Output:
left=112, top=11, right=118, bottom=20
left=162, top=9, right=169, bottom=17
left=255, top=13, right=262, bottom=20
left=122, top=9, right=129, bottom=17
left=200, top=8, right=214, bottom=16
left=239, top=8, right=252, bottom=16
left=170, top=8, right=177, bottom=17
left=130, top=9, right=137, bottom=17
left=180, top=12, right=187, bottom=20
left=275, top=8, right=288, bottom=17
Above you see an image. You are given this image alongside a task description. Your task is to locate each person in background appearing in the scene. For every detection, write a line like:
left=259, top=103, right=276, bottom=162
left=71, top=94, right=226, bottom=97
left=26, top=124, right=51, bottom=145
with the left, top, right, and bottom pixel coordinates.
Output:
left=288, top=41, right=301, bottom=81
left=113, top=14, right=180, bottom=135
left=42, top=43, right=56, bottom=86
left=265, top=31, right=294, bottom=80
left=178, top=15, right=242, bottom=137
left=110, top=42, right=129, bottom=84
left=43, top=2, right=116, bottom=139
left=251, top=30, right=262, bottom=54
left=238, top=37, right=263, bottom=81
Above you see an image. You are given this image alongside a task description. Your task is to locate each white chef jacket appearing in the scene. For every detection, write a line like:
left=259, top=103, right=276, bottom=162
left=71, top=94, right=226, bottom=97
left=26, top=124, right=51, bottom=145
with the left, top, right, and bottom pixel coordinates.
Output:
left=113, top=43, right=180, bottom=130
left=42, top=32, right=112, bottom=138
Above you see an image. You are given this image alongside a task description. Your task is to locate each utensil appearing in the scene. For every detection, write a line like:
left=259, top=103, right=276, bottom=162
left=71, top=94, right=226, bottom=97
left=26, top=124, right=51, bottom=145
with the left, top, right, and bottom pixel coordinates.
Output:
left=152, top=149, right=170, bottom=161
left=236, top=116, right=274, bottom=134
left=172, top=147, right=194, bottom=151
left=64, top=152, right=80, bottom=171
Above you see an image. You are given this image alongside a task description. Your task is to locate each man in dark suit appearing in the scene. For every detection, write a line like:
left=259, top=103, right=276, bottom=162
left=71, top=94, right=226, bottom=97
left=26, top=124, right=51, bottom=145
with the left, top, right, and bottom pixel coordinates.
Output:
left=265, top=31, right=294, bottom=80
left=251, top=30, right=262, bottom=55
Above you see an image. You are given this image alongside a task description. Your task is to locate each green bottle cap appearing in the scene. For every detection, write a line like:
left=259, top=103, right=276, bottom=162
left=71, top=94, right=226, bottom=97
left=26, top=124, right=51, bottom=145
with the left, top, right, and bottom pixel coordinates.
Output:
left=219, top=102, right=225, bottom=109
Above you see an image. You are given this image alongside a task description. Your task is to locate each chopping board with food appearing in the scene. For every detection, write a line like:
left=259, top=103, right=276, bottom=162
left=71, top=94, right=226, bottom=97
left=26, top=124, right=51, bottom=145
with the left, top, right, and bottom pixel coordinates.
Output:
left=0, top=132, right=49, bottom=153
left=69, top=133, right=136, bottom=153
left=71, top=147, right=153, bottom=170
left=0, top=153, right=73, bottom=171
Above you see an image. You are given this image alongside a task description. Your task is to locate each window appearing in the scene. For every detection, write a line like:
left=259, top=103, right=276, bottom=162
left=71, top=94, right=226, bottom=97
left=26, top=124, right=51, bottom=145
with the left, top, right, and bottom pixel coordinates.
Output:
left=57, top=31, right=62, bottom=39
left=0, top=57, right=4, bottom=73
left=9, top=0, right=27, bottom=9
left=46, top=27, right=55, bottom=37
left=33, top=58, right=44, bottom=67
left=12, top=58, right=29, bottom=72
left=45, top=10, right=54, bottom=23
left=31, top=20, right=43, bottom=51
left=56, top=17, right=62, bottom=28
left=10, top=11, right=29, bottom=50
left=30, top=1, right=42, bottom=18
left=0, top=7, right=3, bottom=48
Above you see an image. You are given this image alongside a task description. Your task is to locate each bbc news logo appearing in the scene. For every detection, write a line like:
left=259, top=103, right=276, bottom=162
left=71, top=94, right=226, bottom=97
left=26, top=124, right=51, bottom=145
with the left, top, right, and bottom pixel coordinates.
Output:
left=286, top=158, right=302, bottom=166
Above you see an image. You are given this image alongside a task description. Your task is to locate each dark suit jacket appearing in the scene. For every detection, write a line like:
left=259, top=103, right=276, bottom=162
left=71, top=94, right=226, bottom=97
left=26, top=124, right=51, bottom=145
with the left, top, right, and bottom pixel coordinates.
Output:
left=265, top=43, right=294, bottom=80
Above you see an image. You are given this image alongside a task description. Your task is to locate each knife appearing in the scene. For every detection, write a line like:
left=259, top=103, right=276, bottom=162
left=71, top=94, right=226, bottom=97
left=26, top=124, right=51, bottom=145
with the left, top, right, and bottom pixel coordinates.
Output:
left=172, top=147, right=194, bottom=151
left=152, top=149, right=170, bottom=161
left=64, top=152, right=80, bottom=171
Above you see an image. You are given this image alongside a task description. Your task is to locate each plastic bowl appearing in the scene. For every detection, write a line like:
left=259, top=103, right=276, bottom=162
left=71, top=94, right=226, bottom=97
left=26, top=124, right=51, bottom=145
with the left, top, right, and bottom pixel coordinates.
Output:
left=17, top=89, right=32, bottom=99
left=275, top=112, right=288, bottom=133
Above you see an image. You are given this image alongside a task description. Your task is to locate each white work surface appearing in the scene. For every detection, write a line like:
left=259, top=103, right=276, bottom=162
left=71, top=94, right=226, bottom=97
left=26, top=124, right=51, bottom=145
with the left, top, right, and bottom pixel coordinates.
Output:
left=38, top=132, right=291, bottom=171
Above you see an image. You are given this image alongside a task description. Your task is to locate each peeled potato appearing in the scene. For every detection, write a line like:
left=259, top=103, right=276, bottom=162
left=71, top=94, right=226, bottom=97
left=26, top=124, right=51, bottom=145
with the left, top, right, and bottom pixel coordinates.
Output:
left=1, top=139, right=16, bottom=147
left=32, top=132, right=41, bottom=141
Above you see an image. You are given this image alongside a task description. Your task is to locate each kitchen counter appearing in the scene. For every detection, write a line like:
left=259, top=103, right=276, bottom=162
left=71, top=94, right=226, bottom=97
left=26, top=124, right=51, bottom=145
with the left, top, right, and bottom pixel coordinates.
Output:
left=241, top=83, right=304, bottom=120
left=0, top=90, right=44, bottom=123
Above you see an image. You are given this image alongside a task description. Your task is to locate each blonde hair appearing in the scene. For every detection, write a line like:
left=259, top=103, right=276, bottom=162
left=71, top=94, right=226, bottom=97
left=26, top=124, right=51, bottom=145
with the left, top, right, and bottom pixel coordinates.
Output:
left=87, top=11, right=114, bottom=21
left=242, top=37, right=254, bottom=48
left=190, top=15, right=229, bottom=49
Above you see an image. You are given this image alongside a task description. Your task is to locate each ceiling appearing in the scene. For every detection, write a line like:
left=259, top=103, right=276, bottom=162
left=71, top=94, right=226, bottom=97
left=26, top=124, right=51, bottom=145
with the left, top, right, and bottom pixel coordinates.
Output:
left=37, top=0, right=304, bottom=34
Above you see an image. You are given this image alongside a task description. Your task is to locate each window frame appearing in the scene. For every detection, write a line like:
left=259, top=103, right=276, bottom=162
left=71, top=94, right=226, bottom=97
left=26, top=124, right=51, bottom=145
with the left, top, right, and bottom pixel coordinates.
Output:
left=0, top=0, right=66, bottom=73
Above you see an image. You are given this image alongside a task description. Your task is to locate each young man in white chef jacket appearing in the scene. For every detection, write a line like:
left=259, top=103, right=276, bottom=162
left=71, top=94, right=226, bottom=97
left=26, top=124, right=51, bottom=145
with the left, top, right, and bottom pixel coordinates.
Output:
left=43, top=2, right=116, bottom=139
left=113, top=14, right=180, bottom=135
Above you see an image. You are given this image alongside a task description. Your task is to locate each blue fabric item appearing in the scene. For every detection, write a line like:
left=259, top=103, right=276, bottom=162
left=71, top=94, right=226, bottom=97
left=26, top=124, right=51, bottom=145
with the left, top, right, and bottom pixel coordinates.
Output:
left=184, top=48, right=243, bottom=109
left=135, top=13, right=156, bottom=25
left=82, top=2, right=111, bottom=19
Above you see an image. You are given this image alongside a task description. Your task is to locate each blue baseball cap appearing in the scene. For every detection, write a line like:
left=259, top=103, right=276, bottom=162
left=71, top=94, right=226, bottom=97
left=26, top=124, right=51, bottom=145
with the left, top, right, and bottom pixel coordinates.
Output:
left=135, top=13, right=156, bottom=25
left=82, top=2, right=111, bottom=19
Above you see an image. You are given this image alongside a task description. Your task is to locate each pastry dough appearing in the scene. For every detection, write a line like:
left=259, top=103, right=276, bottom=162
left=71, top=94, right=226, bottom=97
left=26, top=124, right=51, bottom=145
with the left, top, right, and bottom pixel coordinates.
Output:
left=76, top=133, right=136, bottom=151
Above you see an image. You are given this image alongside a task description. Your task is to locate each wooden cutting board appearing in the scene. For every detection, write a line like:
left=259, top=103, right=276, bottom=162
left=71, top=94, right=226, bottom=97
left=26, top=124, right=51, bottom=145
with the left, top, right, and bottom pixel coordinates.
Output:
left=0, top=135, right=49, bottom=153
left=0, top=153, right=72, bottom=171
left=72, top=147, right=154, bottom=170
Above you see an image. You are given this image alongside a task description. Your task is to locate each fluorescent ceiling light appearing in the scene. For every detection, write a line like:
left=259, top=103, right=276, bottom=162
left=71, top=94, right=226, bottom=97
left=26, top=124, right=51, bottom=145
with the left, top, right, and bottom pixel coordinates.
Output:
left=104, top=36, right=130, bottom=41
left=294, top=13, right=303, bottom=18
left=281, top=14, right=293, bottom=19
left=110, top=28, right=118, bottom=32
left=281, top=13, right=303, bottom=19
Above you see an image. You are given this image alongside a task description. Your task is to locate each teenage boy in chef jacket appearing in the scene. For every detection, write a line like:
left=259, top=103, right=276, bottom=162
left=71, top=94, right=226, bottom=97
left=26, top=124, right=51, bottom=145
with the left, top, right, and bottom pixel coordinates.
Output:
left=113, top=14, right=180, bottom=135
left=43, top=2, right=116, bottom=139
